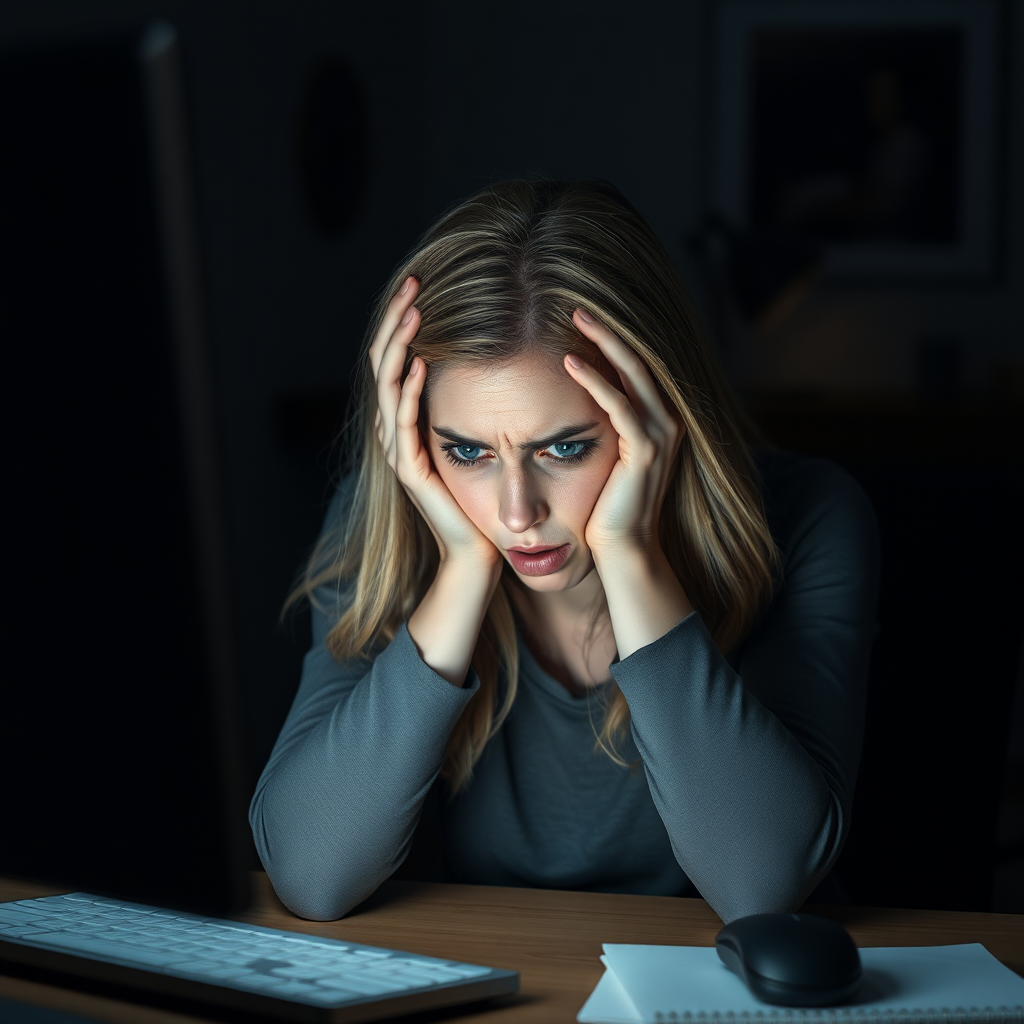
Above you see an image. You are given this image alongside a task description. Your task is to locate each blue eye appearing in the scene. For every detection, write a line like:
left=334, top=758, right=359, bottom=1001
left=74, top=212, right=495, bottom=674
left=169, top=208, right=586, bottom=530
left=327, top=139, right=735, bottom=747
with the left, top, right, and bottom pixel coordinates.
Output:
left=548, top=442, right=587, bottom=459
left=442, top=444, right=487, bottom=468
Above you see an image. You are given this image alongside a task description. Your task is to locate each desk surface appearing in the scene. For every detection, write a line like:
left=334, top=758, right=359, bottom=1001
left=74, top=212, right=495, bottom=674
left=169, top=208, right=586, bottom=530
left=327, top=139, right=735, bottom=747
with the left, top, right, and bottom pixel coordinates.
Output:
left=3, top=873, right=1023, bottom=1024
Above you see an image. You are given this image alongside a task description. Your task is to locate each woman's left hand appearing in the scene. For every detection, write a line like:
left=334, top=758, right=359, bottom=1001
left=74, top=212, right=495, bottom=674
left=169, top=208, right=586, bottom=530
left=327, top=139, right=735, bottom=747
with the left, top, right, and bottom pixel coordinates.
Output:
left=564, top=308, right=685, bottom=566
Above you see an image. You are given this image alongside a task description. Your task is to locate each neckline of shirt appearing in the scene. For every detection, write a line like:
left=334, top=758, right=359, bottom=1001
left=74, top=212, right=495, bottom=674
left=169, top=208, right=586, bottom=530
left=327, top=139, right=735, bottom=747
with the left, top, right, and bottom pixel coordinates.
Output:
left=512, top=615, right=613, bottom=710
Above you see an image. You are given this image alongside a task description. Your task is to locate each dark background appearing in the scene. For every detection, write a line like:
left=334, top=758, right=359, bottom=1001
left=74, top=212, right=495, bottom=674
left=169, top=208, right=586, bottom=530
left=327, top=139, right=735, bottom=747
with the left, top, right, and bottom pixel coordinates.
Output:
left=2, top=0, right=1021, bottom=913
left=751, top=29, right=962, bottom=243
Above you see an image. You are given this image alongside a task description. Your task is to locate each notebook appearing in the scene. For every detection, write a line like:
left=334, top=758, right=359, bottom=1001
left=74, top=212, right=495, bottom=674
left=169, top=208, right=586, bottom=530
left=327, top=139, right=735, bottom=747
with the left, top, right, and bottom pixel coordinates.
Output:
left=578, top=943, right=1024, bottom=1023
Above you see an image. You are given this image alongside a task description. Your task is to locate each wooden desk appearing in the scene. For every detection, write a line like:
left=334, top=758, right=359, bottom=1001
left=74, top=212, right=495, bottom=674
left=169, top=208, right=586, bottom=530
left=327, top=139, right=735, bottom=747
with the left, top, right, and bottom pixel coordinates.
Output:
left=3, top=873, right=1023, bottom=1023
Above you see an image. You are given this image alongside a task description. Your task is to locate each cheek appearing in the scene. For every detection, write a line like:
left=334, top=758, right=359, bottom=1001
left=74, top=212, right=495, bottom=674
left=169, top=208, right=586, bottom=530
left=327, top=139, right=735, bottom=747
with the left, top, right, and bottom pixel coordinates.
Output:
left=436, top=461, right=491, bottom=527
left=553, top=455, right=617, bottom=525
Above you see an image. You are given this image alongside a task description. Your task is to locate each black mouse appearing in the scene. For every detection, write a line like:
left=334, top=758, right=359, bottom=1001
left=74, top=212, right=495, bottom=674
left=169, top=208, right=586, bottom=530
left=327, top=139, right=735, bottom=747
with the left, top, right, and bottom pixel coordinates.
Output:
left=715, top=912, right=862, bottom=1007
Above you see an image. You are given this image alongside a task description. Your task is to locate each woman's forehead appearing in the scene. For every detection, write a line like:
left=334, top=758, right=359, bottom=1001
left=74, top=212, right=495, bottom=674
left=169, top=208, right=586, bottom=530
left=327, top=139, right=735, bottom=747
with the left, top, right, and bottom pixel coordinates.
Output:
left=425, top=351, right=609, bottom=428
left=429, top=350, right=562, bottom=389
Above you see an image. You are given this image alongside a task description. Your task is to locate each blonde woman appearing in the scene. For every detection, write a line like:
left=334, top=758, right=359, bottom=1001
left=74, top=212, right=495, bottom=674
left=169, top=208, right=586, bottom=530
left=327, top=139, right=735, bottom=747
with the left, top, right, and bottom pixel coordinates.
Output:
left=250, top=180, right=879, bottom=924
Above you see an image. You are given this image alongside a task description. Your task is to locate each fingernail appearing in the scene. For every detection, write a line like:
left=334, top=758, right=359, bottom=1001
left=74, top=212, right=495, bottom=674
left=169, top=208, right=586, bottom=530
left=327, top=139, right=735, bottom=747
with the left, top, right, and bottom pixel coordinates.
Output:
left=566, top=352, right=583, bottom=369
left=576, top=307, right=595, bottom=323
left=400, top=276, right=412, bottom=296
left=401, top=305, right=416, bottom=326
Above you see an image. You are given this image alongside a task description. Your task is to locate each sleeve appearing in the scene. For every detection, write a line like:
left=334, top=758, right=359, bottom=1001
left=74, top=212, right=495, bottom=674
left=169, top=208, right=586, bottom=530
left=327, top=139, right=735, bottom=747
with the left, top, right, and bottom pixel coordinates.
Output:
left=608, top=456, right=879, bottom=923
left=248, top=473, right=480, bottom=921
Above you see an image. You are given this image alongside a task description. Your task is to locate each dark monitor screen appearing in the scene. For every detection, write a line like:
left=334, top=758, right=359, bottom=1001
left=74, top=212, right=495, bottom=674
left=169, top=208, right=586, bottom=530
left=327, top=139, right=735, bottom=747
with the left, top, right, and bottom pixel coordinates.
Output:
left=0, top=20, right=251, bottom=915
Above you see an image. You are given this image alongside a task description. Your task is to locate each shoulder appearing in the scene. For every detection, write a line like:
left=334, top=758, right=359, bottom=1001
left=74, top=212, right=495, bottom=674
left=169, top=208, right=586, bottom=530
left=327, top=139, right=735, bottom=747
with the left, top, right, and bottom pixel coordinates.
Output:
left=754, top=448, right=878, bottom=562
left=734, top=449, right=881, bottom=664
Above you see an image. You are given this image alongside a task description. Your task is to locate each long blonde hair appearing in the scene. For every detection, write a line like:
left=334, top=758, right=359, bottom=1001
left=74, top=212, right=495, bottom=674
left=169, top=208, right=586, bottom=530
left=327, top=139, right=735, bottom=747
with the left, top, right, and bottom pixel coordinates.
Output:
left=291, top=179, right=779, bottom=793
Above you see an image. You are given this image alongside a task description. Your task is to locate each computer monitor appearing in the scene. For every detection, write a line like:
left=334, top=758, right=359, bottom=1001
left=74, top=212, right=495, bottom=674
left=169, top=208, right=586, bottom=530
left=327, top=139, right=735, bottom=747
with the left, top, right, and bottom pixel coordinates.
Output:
left=0, top=20, right=251, bottom=916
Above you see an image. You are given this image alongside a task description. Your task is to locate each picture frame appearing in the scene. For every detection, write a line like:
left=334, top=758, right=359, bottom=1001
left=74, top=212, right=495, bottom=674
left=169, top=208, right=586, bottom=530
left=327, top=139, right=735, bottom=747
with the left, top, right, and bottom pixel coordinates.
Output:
left=711, top=0, right=1000, bottom=281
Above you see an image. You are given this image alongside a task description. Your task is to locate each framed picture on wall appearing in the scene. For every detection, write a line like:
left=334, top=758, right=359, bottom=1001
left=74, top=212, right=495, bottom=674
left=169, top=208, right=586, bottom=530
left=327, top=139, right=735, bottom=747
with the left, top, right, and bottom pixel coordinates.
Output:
left=711, top=0, right=1000, bottom=281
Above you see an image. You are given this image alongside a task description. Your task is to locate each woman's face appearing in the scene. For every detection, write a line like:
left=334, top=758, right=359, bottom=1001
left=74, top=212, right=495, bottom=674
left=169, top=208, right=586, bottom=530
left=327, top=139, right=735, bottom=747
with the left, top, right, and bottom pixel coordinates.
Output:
left=425, top=349, right=621, bottom=592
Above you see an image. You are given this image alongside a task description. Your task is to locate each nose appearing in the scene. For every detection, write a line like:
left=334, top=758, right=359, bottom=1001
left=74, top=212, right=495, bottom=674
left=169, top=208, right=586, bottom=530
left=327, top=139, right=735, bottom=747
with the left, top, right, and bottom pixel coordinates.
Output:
left=498, top=465, right=549, bottom=535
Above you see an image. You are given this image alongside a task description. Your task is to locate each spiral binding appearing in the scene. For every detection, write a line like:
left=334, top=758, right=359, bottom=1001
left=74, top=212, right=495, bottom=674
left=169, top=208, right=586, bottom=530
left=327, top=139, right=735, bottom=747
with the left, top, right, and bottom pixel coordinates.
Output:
left=650, top=1008, right=1023, bottom=1023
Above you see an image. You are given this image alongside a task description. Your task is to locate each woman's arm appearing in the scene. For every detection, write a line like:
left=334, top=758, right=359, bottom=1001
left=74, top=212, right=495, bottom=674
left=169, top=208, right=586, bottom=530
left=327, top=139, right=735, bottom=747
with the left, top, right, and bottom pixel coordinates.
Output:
left=248, top=479, right=494, bottom=921
left=561, top=312, right=877, bottom=921
left=607, top=456, right=879, bottom=922
left=253, top=278, right=507, bottom=920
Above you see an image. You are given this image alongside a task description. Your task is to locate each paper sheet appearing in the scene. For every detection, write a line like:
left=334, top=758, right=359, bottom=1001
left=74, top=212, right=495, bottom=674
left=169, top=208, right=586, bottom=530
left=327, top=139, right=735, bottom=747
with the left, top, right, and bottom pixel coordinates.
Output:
left=577, top=943, right=1024, bottom=1023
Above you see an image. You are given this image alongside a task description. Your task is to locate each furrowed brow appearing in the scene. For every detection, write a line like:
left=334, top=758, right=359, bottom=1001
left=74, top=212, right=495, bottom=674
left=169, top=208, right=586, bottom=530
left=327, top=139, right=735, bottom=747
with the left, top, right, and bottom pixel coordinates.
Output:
left=431, top=421, right=600, bottom=451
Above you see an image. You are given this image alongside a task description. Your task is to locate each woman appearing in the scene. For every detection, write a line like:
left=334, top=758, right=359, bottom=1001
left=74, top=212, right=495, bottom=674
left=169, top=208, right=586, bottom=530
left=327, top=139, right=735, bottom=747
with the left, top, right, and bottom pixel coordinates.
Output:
left=250, top=179, right=879, bottom=923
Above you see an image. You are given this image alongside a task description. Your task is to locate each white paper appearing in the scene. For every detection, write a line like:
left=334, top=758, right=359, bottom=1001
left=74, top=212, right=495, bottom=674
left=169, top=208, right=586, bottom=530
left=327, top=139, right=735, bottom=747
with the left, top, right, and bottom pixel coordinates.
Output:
left=577, top=943, right=1024, bottom=1023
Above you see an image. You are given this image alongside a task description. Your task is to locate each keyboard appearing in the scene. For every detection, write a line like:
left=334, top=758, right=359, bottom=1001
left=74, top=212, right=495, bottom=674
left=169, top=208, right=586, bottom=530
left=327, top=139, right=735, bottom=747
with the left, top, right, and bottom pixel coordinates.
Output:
left=0, top=892, right=520, bottom=1022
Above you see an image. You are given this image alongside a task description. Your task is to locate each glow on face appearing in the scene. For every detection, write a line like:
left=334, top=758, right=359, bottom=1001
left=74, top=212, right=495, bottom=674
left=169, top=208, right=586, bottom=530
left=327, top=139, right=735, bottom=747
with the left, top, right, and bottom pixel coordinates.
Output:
left=425, top=350, right=620, bottom=591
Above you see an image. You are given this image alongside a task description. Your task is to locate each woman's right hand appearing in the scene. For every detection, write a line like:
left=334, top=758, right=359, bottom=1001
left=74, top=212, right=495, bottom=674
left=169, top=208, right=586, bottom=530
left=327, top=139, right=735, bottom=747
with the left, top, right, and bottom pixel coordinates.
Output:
left=370, top=277, right=503, bottom=575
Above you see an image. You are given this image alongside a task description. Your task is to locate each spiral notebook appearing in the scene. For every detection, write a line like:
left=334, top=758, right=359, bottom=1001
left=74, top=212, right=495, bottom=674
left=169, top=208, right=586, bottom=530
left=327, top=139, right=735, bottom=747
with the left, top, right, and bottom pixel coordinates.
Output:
left=578, top=943, right=1024, bottom=1023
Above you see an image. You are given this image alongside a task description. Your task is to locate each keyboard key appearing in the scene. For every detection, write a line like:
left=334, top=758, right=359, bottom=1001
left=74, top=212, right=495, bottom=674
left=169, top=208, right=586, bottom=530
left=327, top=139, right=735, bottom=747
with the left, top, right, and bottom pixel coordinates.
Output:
left=402, top=966, right=472, bottom=983
left=29, top=933, right=180, bottom=968
left=0, top=906, right=52, bottom=921
left=338, top=976, right=412, bottom=996
left=381, top=970, right=440, bottom=987
left=271, top=965, right=324, bottom=980
left=270, top=981, right=330, bottom=1000
left=317, top=977, right=364, bottom=993
left=443, top=963, right=494, bottom=977
left=392, top=954, right=458, bottom=967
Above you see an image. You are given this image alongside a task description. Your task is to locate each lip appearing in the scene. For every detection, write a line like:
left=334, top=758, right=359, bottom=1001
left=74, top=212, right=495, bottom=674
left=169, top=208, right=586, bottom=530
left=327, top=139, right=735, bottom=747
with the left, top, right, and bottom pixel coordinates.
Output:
left=506, top=543, right=571, bottom=577
left=507, top=545, right=562, bottom=553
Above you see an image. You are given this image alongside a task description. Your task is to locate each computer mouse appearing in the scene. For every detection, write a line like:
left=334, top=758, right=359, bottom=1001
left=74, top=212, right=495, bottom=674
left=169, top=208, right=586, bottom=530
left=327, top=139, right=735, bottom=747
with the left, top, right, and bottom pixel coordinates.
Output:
left=715, top=912, right=862, bottom=1007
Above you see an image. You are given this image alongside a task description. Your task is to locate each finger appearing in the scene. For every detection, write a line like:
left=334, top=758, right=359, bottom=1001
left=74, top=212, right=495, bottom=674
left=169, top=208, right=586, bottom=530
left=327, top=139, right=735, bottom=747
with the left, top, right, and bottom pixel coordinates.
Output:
left=572, top=309, right=672, bottom=430
left=394, top=356, right=428, bottom=481
left=369, top=276, right=420, bottom=378
left=370, top=276, right=418, bottom=378
left=564, top=353, right=656, bottom=463
left=376, top=305, right=420, bottom=453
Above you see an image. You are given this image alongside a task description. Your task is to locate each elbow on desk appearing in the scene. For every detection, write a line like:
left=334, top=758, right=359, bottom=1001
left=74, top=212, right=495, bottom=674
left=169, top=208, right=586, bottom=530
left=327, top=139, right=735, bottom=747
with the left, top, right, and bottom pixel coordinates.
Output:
left=250, top=832, right=384, bottom=921
left=276, top=883, right=364, bottom=922
left=259, top=853, right=387, bottom=922
left=249, top=810, right=384, bottom=921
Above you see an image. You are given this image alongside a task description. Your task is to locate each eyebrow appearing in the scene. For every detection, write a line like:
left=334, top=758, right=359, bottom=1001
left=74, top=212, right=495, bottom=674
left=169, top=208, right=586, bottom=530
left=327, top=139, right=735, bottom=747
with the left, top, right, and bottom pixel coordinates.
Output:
left=430, top=421, right=600, bottom=451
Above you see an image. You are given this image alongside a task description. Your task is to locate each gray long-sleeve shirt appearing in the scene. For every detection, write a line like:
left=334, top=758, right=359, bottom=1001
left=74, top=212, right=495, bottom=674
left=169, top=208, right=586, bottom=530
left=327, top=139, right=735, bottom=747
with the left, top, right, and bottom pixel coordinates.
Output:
left=250, top=451, right=879, bottom=923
